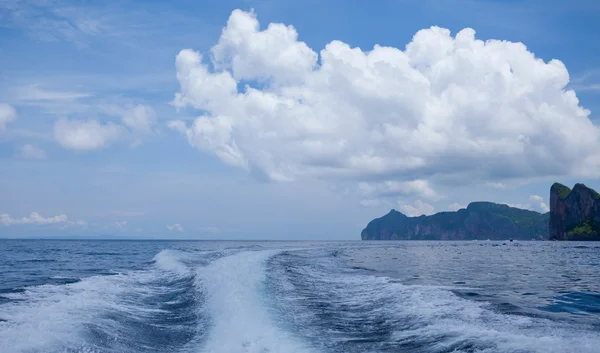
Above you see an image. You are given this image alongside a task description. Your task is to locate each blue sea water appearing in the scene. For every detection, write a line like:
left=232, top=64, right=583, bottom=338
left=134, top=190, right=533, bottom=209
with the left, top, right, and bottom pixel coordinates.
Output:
left=0, top=240, right=599, bottom=353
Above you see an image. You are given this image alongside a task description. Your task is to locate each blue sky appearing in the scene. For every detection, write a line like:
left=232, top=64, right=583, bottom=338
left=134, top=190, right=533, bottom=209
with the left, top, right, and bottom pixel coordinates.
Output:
left=1, top=0, right=599, bottom=239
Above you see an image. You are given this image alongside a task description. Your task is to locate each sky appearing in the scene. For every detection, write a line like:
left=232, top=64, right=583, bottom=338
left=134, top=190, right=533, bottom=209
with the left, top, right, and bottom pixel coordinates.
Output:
left=1, top=0, right=600, bottom=240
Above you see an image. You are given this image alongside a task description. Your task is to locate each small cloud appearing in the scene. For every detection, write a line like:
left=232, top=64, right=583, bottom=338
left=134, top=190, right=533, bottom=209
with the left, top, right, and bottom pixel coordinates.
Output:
left=398, top=200, right=435, bottom=217
left=448, top=203, right=466, bottom=211
left=0, top=212, right=86, bottom=227
left=103, top=104, right=157, bottom=135
left=502, top=194, right=549, bottom=213
left=0, top=103, right=18, bottom=132
left=54, top=118, right=124, bottom=151
left=19, top=144, right=46, bottom=159
left=167, top=223, right=183, bottom=232
left=114, top=221, right=127, bottom=228
left=529, top=194, right=550, bottom=212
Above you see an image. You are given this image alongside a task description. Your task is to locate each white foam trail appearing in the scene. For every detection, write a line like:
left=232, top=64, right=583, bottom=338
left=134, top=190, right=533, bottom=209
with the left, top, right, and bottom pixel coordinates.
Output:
left=0, top=274, right=130, bottom=353
left=270, top=251, right=600, bottom=353
left=334, top=274, right=600, bottom=352
left=197, top=250, right=314, bottom=353
left=392, top=283, right=600, bottom=353
left=0, top=249, right=192, bottom=353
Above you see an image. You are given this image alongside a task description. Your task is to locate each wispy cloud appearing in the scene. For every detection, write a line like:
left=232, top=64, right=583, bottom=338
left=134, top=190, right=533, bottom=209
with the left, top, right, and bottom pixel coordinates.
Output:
left=167, top=223, right=183, bottom=232
left=570, top=69, right=600, bottom=93
left=573, top=84, right=600, bottom=92
left=0, top=211, right=86, bottom=227
left=0, top=0, right=217, bottom=51
left=18, top=144, right=46, bottom=159
left=0, top=0, right=110, bottom=45
left=16, top=84, right=91, bottom=101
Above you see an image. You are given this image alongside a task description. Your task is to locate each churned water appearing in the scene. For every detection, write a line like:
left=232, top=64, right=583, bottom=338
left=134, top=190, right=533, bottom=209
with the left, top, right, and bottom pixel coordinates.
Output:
left=0, top=240, right=599, bottom=353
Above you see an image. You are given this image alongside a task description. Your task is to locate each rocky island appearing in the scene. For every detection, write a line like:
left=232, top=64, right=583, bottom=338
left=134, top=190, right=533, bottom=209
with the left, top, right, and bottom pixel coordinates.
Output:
left=549, top=183, right=600, bottom=241
left=362, top=183, right=600, bottom=241
left=361, top=202, right=549, bottom=240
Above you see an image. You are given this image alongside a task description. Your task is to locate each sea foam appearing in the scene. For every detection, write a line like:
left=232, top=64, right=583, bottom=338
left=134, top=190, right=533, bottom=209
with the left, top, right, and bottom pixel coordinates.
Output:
left=196, top=250, right=314, bottom=353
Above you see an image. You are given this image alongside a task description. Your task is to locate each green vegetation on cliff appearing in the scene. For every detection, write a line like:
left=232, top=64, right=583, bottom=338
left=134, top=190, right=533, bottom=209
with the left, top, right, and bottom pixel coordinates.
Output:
left=568, top=219, right=595, bottom=239
left=552, top=183, right=572, bottom=200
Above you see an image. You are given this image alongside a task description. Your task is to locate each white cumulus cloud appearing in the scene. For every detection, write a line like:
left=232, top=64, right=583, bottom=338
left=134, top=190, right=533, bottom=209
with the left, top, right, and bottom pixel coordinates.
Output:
left=529, top=194, right=550, bottom=212
left=170, top=9, right=600, bottom=201
left=0, top=103, right=18, bottom=132
left=398, top=200, right=435, bottom=217
left=0, top=212, right=86, bottom=226
left=54, top=118, right=123, bottom=151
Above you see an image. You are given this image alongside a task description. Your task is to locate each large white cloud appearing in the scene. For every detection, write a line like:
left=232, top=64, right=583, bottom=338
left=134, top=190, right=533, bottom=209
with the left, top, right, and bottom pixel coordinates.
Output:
left=54, top=118, right=124, bottom=151
left=0, top=212, right=86, bottom=227
left=170, top=9, right=600, bottom=200
left=0, top=103, right=17, bottom=132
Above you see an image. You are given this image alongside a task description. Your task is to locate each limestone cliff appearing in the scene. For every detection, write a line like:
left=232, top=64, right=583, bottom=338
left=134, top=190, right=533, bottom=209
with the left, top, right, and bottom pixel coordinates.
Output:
left=361, top=202, right=549, bottom=240
left=549, top=183, right=600, bottom=241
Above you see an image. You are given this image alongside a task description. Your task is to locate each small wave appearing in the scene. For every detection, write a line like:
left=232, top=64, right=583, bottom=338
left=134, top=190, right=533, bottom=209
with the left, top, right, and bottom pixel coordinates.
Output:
left=48, top=276, right=81, bottom=285
left=153, top=249, right=190, bottom=275
left=16, top=259, right=55, bottom=263
left=0, top=288, right=25, bottom=295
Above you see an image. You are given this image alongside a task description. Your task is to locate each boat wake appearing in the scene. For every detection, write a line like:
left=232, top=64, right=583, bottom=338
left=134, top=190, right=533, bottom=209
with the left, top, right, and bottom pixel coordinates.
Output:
left=1, top=245, right=599, bottom=353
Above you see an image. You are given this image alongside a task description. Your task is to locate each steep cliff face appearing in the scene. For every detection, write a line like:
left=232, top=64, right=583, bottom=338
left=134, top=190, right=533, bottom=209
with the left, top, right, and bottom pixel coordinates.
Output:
left=361, top=202, right=549, bottom=240
left=549, top=183, right=600, bottom=241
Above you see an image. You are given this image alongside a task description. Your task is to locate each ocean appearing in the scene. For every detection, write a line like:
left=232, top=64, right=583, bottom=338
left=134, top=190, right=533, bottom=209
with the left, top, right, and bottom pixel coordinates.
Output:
left=0, top=240, right=599, bottom=353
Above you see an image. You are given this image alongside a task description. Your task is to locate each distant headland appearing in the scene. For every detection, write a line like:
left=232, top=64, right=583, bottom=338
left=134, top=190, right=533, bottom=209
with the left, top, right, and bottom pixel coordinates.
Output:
left=362, top=183, right=600, bottom=241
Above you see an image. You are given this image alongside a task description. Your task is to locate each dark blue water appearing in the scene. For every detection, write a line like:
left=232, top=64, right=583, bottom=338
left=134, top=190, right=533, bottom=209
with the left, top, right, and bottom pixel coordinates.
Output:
left=1, top=240, right=599, bottom=353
